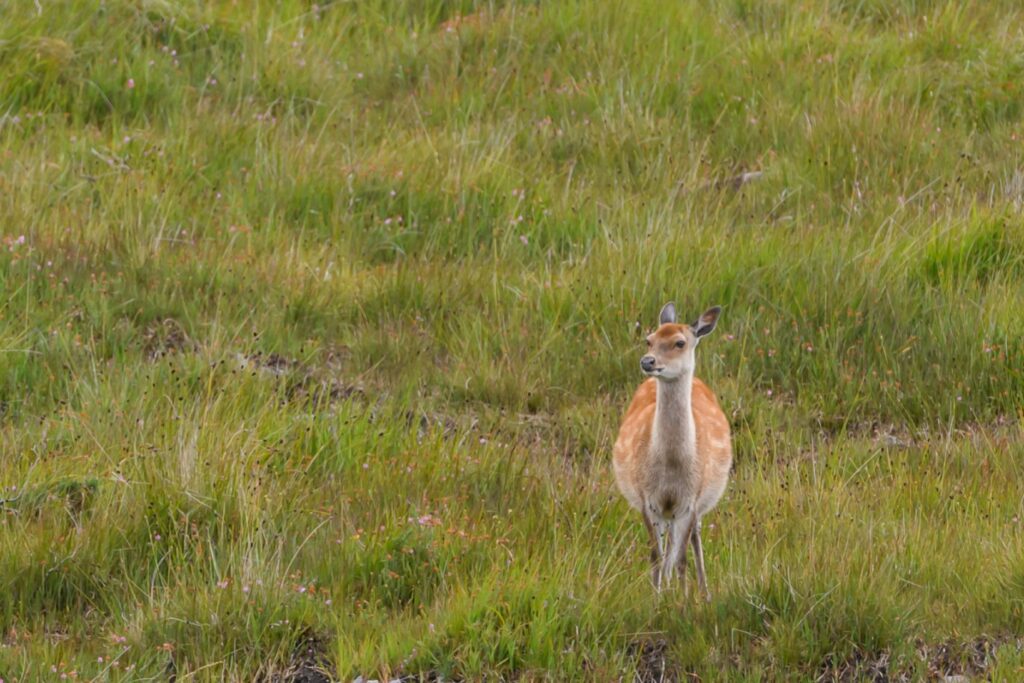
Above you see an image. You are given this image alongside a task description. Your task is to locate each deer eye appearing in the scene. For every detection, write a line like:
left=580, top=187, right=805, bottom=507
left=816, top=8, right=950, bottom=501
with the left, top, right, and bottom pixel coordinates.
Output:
left=645, top=339, right=652, bottom=348
left=675, top=340, right=686, bottom=348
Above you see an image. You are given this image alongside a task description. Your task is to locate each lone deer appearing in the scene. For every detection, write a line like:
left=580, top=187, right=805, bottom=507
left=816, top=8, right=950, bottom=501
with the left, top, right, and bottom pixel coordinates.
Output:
left=613, top=302, right=732, bottom=598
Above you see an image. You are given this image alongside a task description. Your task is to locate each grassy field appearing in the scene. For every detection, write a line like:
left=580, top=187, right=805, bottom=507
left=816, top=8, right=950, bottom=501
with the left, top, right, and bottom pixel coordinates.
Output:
left=2, top=0, right=1024, bottom=679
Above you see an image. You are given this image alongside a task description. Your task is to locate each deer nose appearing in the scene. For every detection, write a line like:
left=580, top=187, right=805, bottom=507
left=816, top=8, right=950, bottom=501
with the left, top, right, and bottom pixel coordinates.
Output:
left=640, top=355, right=656, bottom=372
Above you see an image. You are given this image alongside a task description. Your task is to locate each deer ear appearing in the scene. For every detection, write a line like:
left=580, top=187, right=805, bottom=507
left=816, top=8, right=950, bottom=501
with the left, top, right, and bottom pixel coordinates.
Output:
left=692, top=306, right=722, bottom=338
left=659, top=302, right=677, bottom=325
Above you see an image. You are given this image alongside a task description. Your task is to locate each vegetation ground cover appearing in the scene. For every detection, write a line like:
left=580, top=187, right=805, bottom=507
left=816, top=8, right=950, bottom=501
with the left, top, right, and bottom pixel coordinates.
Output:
left=2, top=1, right=1024, bottom=679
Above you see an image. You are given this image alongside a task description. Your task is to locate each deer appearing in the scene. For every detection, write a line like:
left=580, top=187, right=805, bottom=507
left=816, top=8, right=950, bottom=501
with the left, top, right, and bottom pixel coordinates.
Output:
left=613, top=302, right=732, bottom=599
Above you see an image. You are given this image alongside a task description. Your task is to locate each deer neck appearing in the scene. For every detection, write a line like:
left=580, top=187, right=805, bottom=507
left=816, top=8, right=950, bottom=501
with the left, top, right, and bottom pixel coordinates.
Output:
left=652, top=371, right=696, bottom=464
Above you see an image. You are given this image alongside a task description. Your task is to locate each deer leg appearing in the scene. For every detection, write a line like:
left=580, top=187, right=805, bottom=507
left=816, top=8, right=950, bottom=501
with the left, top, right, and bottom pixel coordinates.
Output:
left=642, top=511, right=662, bottom=590
left=690, top=517, right=710, bottom=602
left=663, top=512, right=693, bottom=591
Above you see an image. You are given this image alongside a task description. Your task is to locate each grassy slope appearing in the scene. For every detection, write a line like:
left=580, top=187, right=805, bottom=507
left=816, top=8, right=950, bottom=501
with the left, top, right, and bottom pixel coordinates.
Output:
left=2, top=0, right=1024, bottom=679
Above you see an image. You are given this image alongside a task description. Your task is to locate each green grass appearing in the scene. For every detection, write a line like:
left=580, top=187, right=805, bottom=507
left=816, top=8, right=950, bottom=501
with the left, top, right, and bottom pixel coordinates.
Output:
left=2, top=0, right=1024, bottom=679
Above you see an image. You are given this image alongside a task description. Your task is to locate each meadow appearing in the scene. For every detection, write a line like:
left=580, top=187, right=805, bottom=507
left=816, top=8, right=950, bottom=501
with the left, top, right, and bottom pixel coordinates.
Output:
left=2, top=0, right=1024, bottom=679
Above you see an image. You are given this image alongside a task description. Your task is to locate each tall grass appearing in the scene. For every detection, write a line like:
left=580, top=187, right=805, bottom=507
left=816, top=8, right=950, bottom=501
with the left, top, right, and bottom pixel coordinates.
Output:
left=2, top=0, right=1024, bottom=679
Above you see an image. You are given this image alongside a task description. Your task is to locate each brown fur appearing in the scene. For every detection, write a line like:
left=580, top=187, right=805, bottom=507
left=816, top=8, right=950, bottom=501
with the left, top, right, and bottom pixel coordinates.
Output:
left=613, top=377, right=731, bottom=515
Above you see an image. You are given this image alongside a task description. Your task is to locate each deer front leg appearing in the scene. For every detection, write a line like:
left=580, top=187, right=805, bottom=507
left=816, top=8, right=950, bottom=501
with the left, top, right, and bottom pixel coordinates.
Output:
left=663, top=512, right=695, bottom=592
left=642, top=510, right=663, bottom=590
left=669, top=512, right=699, bottom=596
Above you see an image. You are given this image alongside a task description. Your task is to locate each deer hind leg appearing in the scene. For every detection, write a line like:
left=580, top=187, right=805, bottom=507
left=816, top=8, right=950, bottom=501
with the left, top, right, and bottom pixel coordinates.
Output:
left=690, top=517, right=710, bottom=602
left=643, top=510, right=664, bottom=591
